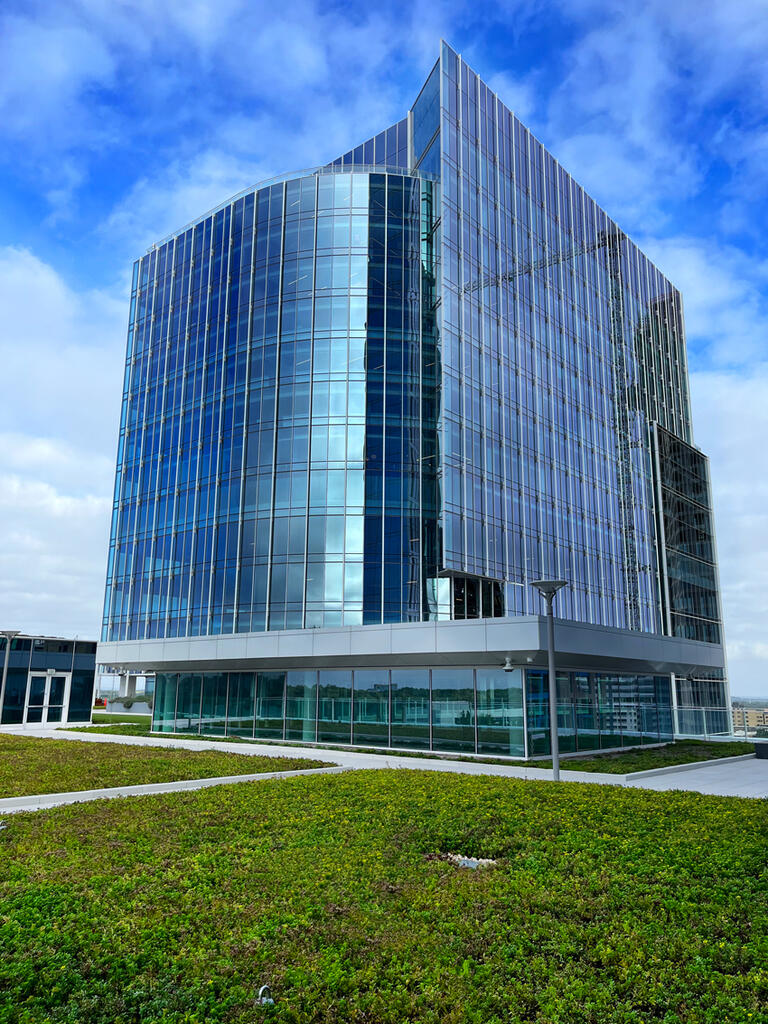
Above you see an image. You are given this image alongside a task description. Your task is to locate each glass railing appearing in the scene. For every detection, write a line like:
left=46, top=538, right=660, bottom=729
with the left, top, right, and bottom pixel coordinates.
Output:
left=526, top=701, right=739, bottom=755
left=526, top=700, right=674, bottom=755
left=672, top=706, right=739, bottom=740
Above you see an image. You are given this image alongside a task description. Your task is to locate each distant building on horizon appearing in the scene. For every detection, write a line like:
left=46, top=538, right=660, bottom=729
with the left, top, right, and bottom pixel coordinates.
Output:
left=96, top=41, right=729, bottom=757
left=732, top=705, right=768, bottom=736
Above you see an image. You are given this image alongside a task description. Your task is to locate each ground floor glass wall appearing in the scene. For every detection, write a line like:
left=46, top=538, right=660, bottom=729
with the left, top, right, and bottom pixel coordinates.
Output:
left=152, top=665, right=675, bottom=756
left=153, top=666, right=526, bottom=756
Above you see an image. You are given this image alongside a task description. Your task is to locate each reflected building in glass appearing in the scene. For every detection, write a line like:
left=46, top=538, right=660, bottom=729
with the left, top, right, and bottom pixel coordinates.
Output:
left=97, top=43, right=730, bottom=756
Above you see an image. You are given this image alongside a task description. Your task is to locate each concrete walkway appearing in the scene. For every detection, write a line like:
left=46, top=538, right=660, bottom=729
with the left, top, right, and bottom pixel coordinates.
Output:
left=2, top=727, right=763, bottom=805
left=0, top=765, right=347, bottom=815
left=624, top=757, right=768, bottom=798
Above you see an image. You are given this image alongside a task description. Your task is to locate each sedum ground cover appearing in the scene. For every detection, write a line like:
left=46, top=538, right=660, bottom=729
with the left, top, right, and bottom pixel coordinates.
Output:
left=90, top=712, right=152, bottom=725
left=67, top=721, right=159, bottom=738
left=542, top=739, right=753, bottom=774
left=0, top=735, right=327, bottom=798
left=0, top=770, right=766, bottom=1023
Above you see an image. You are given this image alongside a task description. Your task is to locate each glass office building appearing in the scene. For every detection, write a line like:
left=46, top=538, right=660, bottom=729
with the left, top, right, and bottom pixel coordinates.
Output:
left=98, top=43, right=730, bottom=756
left=0, top=635, right=96, bottom=727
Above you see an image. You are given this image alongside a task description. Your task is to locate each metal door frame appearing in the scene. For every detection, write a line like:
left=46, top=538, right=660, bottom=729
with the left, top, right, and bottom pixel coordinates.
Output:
left=23, top=670, right=72, bottom=725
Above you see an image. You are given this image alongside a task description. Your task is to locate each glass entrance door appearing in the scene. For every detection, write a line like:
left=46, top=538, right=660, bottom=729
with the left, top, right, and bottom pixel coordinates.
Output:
left=24, top=674, right=70, bottom=724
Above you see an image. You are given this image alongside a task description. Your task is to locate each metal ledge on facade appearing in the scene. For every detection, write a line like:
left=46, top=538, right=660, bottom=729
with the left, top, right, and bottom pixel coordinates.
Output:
left=97, top=616, right=725, bottom=676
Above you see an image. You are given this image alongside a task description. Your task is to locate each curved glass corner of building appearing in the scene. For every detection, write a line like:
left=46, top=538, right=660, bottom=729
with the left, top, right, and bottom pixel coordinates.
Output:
left=102, top=167, right=442, bottom=642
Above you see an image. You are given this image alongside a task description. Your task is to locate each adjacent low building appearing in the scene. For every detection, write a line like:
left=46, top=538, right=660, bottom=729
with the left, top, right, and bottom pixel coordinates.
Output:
left=96, top=42, right=730, bottom=757
left=732, top=705, right=768, bottom=735
left=0, top=634, right=97, bottom=727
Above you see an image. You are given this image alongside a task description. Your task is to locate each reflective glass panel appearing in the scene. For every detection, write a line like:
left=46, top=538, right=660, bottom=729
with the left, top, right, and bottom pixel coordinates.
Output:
left=153, top=672, right=178, bottom=733
left=390, top=669, right=429, bottom=749
left=352, top=669, right=389, bottom=746
left=317, top=670, right=352, bottom=743
left=176, top=673, right=202, bottom=734
left=28, top=676, right=46, bottom=707
left=226, top=672, right=256, bottom=737
left=476, top=667, right=524, bottom=756
left=285, top=670, right=317, bottom=741
left=255, top=672, right=285, bottom=739
left=48, top=676, right=66, bottom=706
left=201, top=673, right=228, bottom=735
left=430, top=668, right=475, bottom=752
left=572, top=673, right=600, bottom=752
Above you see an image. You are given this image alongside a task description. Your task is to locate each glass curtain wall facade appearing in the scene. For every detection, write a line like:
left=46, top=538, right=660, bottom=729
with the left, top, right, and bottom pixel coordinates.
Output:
left=331, top=43, right=726, bottom=676
left=428, top=43, right=695, bottom=634
left=652, top=424, right=722, bottom=644
left=102, top=169, right=440, bottom=640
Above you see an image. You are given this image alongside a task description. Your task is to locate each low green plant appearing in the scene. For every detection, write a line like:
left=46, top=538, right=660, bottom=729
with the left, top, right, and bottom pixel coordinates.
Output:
left=546, top=738, right=753, bottom=774
left=0, top=735, right=328, bottom=798
left=67, top=722, right=154, bottom=737
left=0, top=770, right=764, bottom=1023
left=90, top=712, right=151, bottom=725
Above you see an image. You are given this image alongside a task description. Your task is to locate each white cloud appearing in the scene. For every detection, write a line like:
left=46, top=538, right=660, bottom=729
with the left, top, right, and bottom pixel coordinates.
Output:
left=690, top=369, right=768, bottom=699
left=0, top=475, right=111, bottom=639
left=0, top=246, right=126, bottom=447
left=511, top=0, right=766, bottom=236
left=102, top=150, right=273, bottom=254
left=635, top=234, right=768, bottom=369
left=0, top=246, right=126, bottom=638
left=537, top=9, right=702, bottom=229
left=0, top=435, right=114, bottom=496
left=0, top=15, right=115, bottom=141
left=650, top=0, right=768, bottom=104
left=0, top=0, right=438, bottom=210
left=485, top=70, right=538, bottom=123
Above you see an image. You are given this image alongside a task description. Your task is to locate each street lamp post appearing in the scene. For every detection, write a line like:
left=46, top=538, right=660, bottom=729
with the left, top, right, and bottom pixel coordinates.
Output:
left=531, top=580, right=567, bottom=781
left=0, top=630, right=21, bottom=726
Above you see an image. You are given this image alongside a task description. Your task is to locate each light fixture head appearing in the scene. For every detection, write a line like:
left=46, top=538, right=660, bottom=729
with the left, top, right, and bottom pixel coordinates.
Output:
left=530, top=579, right=567, bottom=601
left=503, top=656, right=514, bottom=672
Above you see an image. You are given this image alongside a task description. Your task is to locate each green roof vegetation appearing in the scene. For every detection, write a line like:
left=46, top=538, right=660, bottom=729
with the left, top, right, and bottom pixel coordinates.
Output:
left=0, top=769, right=764, bottom=1022
left=0, top=735, right=328, bottom=798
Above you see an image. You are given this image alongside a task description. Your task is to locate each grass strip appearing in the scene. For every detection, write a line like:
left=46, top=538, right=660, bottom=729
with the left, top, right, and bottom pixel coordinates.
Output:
left=0, top=734, right=328, bottom=798
left=91, top=712, right=151, bottom=725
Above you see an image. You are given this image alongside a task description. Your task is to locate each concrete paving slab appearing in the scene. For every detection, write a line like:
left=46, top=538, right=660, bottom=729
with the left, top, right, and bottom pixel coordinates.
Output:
left=625, top=757, right=768, bottom=798
left=626, top=753, right=755, bottom=779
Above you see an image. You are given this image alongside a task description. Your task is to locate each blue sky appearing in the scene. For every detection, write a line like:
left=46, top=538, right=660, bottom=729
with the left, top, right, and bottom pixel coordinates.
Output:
left=1, top=0, right=766, bottom=697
